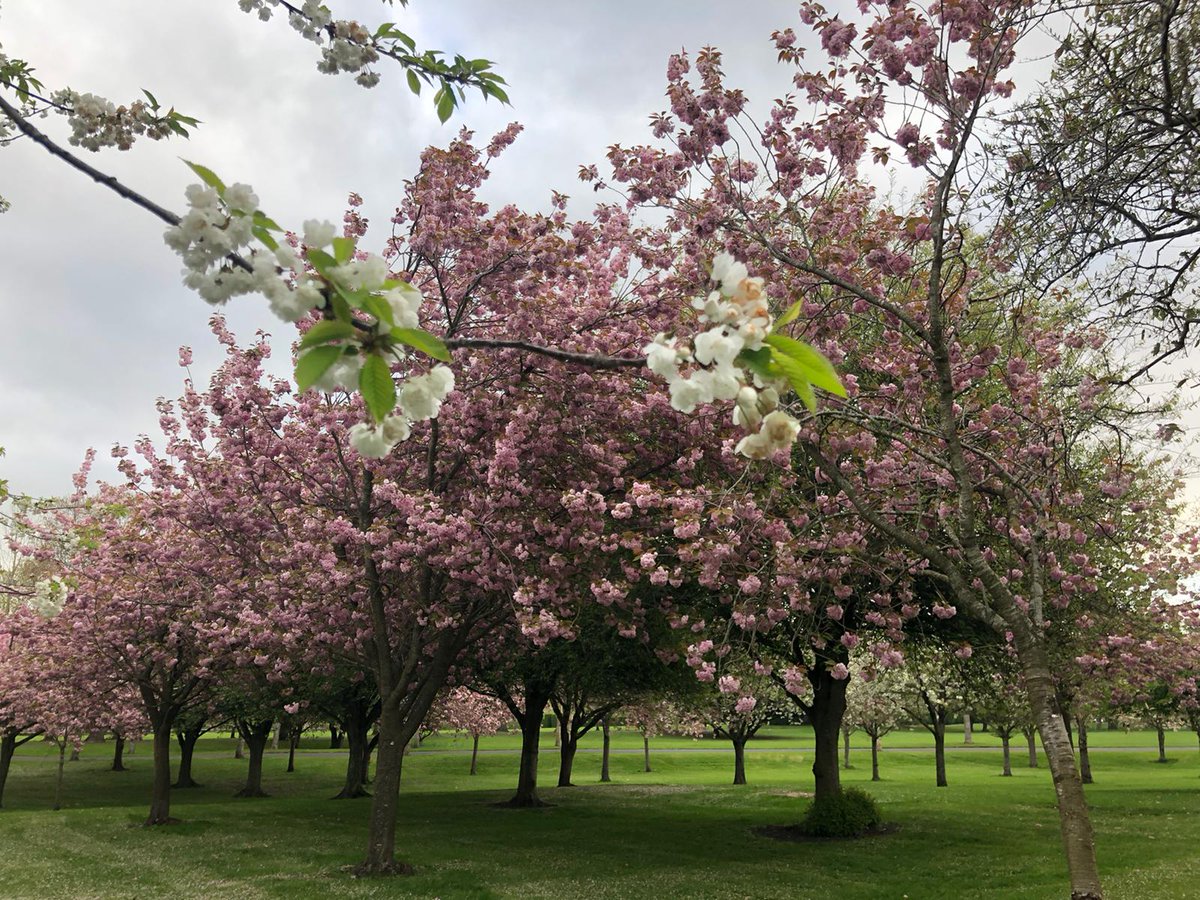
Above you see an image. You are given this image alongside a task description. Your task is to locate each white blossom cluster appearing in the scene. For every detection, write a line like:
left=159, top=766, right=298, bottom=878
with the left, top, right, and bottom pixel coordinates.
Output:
left=29, top=576, right=66, bottom=618
left=48, top=89, right=178, bottom=151
left=163, top=182, right=326, bottom=319
left=645, top=253, right=801, bottom=459
left=347, top=364, right=455, bottom=458
left=237, top=0, right=382, bottom=88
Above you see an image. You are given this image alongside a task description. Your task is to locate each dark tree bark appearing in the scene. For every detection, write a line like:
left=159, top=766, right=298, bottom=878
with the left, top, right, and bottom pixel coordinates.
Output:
left=1024, top=726, right=1039, bottom=768
left=329, top=724, right=343, bottom=749
left=357, top=707, right=413, bottom=875
left=557, top=738, right=578, bottom=787
left=332, top=695, right=378, bottom=799
left=508, top=688, right=551, bottom=807
left=1077, top=716, right=1093, bottom=785
left=643, top=734, right=651, bottom=773
left=469, top=734, right=480, bottom=776
left=68, top=746, right=80, bottom=763
left=1001, top=733, right=1013, bottom=777
left=286, top=727, right=300, bottom=773
left=146, top=720, right=176, bottom=826
left=807, top=664, right=849, bottom=802
left=732, top=737, right=748, bottom=785
left=0, top=733, right=16, bottom=808
left=599, top=717, right=611, bottom=783
left=933, top=714, right=948, bottom=788
left=111, top=736, right=127, bottom=772
left=173, top=725, right=204, bottom=789
left=841, top=724, right=853, bottom=770
left=53, top=744, right=67, bottom=811
left=870, top=737, right=880, bottom=782
left=233, top=719, right=273, bottom=798
left=1155, top=724, right=1168, bottom=763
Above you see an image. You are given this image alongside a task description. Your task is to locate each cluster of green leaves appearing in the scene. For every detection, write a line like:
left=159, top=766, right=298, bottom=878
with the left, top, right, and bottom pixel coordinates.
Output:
left=138, top=90, right=200, bottom=139
left=738, top=300, right=847, bottom=411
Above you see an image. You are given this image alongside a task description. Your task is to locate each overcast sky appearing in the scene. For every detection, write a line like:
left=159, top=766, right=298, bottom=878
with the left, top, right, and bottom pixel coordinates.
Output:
left=1, top=1, right=1197, bottom=512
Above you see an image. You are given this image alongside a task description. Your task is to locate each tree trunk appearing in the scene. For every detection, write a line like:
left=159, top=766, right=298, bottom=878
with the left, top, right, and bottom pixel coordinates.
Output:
left=808, top=663, right=849, bottom=802
left=871, top=737, right=880, bottom=781
left=732, top=737, right=748, bottom=785
left=1002, top=734, right=1012, bottom=777
left=271, top=723, right=281, bottom=751
left=1024, top=726, right=1039, bottom=768
left=111, top=736, right=127, bottom=772
left=552, top=715, right=559, bottom=748
left=1077, top=716, right=1093, bottom=785
left=234, top=737, right=244, bottom=760
left=557, top=738, right=578, bottom=787
left=1022, top=650, right=1103, bottom=900
left=509, top=698, right=549, bottom=807
left=0, top=733, right=16, bottom=808
left=1156, top=724, right=1167, bottom=763
left=963, top=712, right=973, bottom=745
left=469, top=734, right=480, bottom=776
left=933, top=717, right=948, bottom=787
left=173, top=727, right=203, bottom=789
left=600, top=717, right=611, bottom=783
left=333, top=703, right=374, bottom=799
left=53, top=744, right=67, bottom=810
left=287, top=729, right=299, bottom=773
left=146, top=721, right=175, bottom=826
left=68, top=746, right=80, bottom=763
left=329, top=724, right=343, bottom=749
left=643, top=734, right=651, bottom=773
left=841, top=725, right=853, bottom=769
left=355, top=708, right=413, bottom=875
left=233, top=719, right=272, bottom=798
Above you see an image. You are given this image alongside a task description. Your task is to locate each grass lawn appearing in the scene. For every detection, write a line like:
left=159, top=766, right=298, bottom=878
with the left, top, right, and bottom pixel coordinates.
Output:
left=0, top=728, right=1197, bottom=899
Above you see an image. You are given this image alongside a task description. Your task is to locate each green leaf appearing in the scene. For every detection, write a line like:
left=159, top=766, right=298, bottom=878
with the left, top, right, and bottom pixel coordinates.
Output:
left=142, top=89, right=160, bottom=109
left=775, top=299, right=803, bottom=328
left=252, top=210, right=283, bottom=231
left=736, top=346, right=780, bottom=382
left=771, top=352, right=818, bottom=412
left=359, top=354, right=397, bottom=423
left=390, top=327, right=450, bottom=362
left=330, top=293, right=353, bottom=322
left=764, top=334, right=846, bottom=397
left=332, top=236, right=356, bottom=264
left=436, top=90, right=455, bottom=123
left=306, top=248, right=339, bottom=278
left=251, top=225, right=279, bottom=250
left=182, top=160, right=225, bottom=195
left=407, top=69, right=422, bottom=95
left=294, top=346, right=343, bottom=392
left=299, top=320, right=358, bottom=349
left=363, top=293, right=394, bottom=328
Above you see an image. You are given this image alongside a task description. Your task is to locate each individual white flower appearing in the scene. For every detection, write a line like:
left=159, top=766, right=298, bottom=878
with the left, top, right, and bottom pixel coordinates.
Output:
left=735, top=430, right=770, bottom=459
left=348, top=421, right=393, bottom=458
left=707, top=362, right=743, bottom=401
left=381, top=413, right=412, bottom=444
left=761, top=410, right=800, bottom=451
left=335, top=254, right=389, bottom=291
left=668, top=375, right=712, bottom=414
left=733, top=386, right=762, bottom=429
left=693, top=327, right=743, bottom=366
left=302, top=219, right=337, bottom=248
left=400, top=377, right=438, bottom=421
left=644, top=334, right=681, bottom=378
left=223, top=183, right=259, bottom=213
left=312, top=353, right=363, bottom=393
left=426, top=364, right=455, bottom=400
left=711, top=251, right=748, bottom=290
left=384, top=284, right=423, bottom=329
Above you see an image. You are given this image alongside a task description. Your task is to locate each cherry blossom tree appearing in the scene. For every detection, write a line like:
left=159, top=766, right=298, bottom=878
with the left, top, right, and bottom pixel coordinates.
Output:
left=436, top=687, right=510, bottom=776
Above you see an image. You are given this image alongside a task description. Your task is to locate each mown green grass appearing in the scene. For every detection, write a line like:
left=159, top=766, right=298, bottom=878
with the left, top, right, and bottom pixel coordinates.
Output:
left=1, top=728, right=1197, bottom=899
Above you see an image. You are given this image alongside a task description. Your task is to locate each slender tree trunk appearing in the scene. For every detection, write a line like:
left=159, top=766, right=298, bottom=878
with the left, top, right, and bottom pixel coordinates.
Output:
left=68, top=746, right=80, bottom=763
left=0, top=733, right=16, bottom=808
left=271, top=723, right=281, bottom=751
left=146, top=720, right=175, bottom=826
left=173, top=727, right=203, bottom=789
left=355, top=708, right=412, bottom=875
left=808, top=664, right=849, bottom=802
left=1002, top=734, right=1012, bottom=777
left=329, top=724, right=343, bottom=749
left=111, top=736, right=127, bottom=772
left=1077, top=716, right=1093, bottom=785
left=1156, top=725, right=1167, bottom=763
left=600, top=717, right=611, bottom=783
left=871, top=736, right=880, bottom=781
left=287, top=729, right=299, bottom=773
left=842, top=724, right=853, bottom=769
left=1022, top=650, right=1103, bottom=900
left=234, top=719, right=272, bottom=798
left=234, top=737, right=244, bottom=760
left=333, top=703, right=374, bottom=799
left=643, top=734, right=651, bottom=773
left=53, top=744, right=67, bottom=811
left=469, top=734, right=480, bottom=776
left=552, top=715, right=559, bottom=748
left=933, top=717, right=948, bottom=787
left=963, top=712, right=973, bottom=745
left=1024, top=726, right=1039, bottom=768
left=509, top=699, right=549, bottom=807
left=732, top=737, right=748, bottom=785
left=557, top=738, right=578, bottom=787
